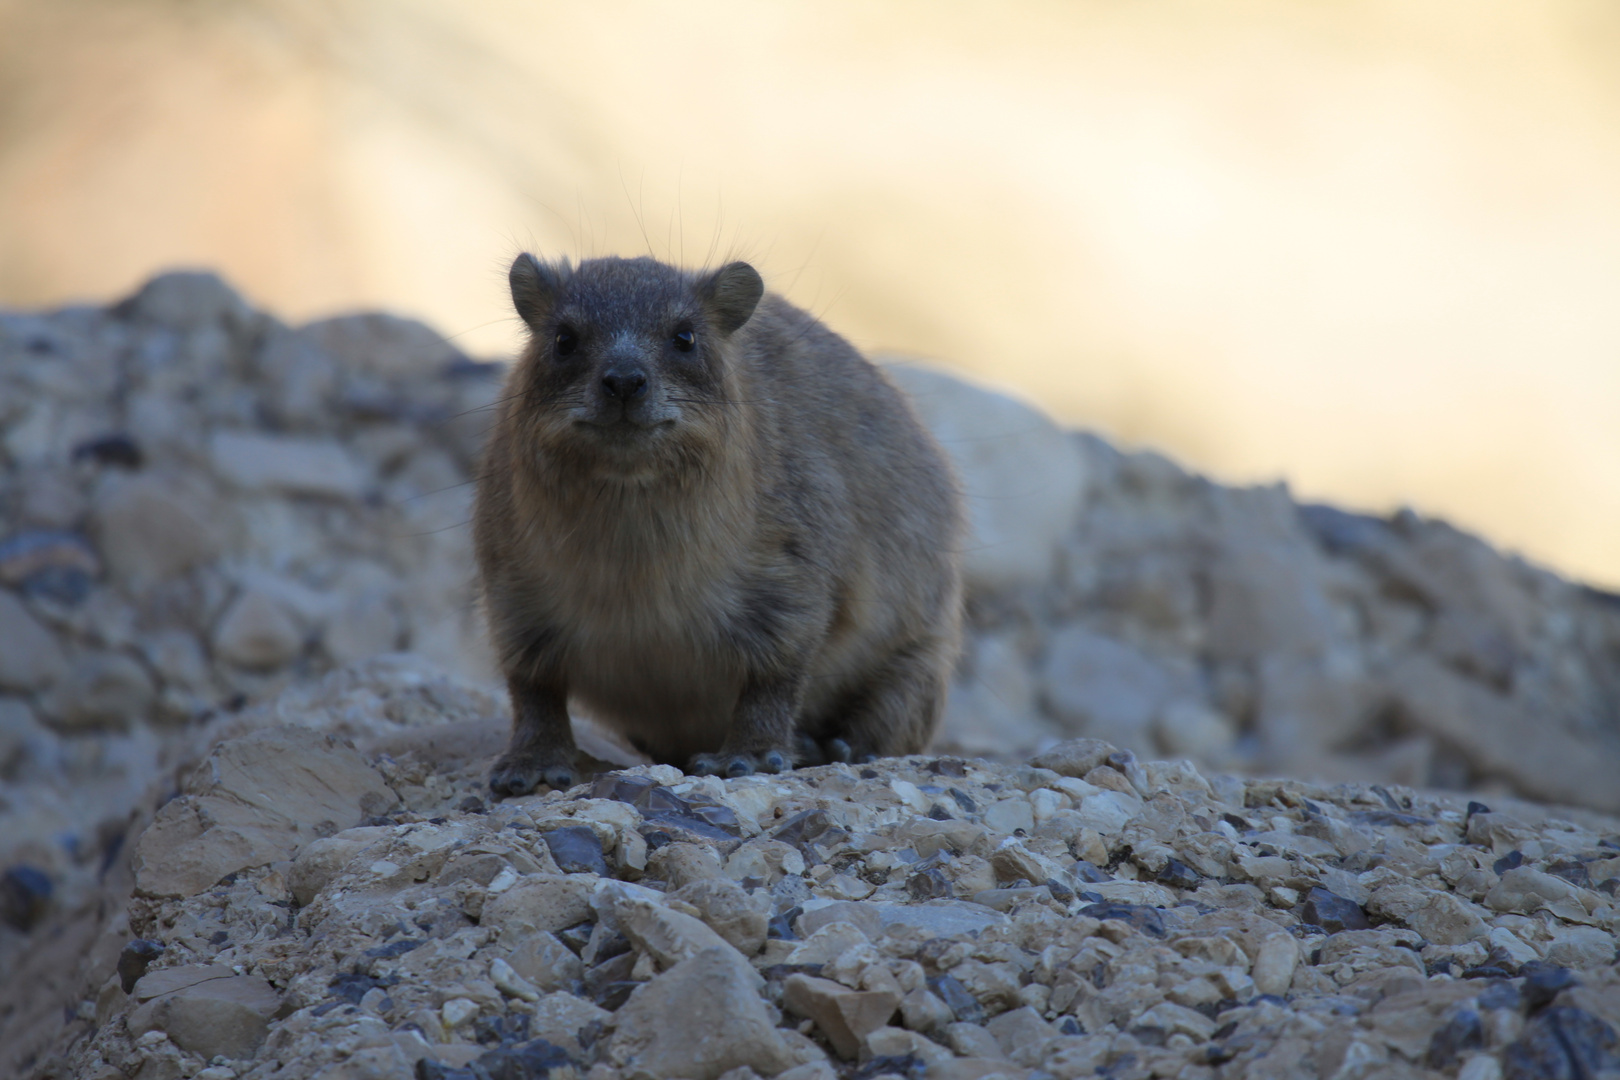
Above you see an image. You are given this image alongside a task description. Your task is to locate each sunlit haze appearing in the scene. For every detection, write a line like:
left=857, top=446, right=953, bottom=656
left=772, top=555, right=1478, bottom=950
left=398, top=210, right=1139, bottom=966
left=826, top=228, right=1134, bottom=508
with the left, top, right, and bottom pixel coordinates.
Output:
left=3, top=0, right=1618, bottom=585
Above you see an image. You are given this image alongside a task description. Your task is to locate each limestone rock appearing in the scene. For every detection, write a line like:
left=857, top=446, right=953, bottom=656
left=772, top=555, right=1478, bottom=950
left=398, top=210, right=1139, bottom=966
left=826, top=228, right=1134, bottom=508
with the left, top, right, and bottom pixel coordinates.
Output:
left=46, top=651, right=155, bottom=729
left=672, top=877, right=770, bottom=956
left=782, top=973, right=900, bottom=1060
left=287, top=827, right=393, bottom=905
left=132, top=726, right=394, bottom=897
left=127, top=966, right=279, bottom=1060
left=209, top=431, right=368, bottom=499
left=212, top=588, right=305, bottom=670
left=481, top=875, right=596, bottom=937
left=116, top=272, right=255, bottom=335
left=0, top=590, right=69, bottom=692
left=298, top=313, right=462, bottom=379
left=884, top=361, right=1086, bottom=593
left=91, top=474, right=232, bottom=583
left=608, top=948, right=795, bottom=1080
left=1042, top=626, right=1181, bottom=751
left=1029, top=738, right=1119, bottom=779
left=616, top=894, right=741, bottom=969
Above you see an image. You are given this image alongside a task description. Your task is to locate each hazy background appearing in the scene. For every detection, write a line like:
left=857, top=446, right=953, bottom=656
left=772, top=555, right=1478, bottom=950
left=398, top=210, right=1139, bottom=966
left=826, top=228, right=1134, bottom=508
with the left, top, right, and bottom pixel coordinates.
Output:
left=2, top=0, right=1617, bottom=587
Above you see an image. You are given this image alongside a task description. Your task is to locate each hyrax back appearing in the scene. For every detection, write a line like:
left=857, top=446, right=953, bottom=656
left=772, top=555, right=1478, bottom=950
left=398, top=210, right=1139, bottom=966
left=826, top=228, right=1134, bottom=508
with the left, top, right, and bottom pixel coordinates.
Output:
left=475, top=253, right=962, bottom=795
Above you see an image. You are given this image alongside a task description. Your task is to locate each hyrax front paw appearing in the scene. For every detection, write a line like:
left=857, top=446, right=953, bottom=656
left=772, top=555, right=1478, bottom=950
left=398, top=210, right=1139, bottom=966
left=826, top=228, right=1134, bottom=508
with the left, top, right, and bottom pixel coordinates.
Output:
left=489, top=749, right=575, bottom=798
left=688, top=747, right=792, bottom=779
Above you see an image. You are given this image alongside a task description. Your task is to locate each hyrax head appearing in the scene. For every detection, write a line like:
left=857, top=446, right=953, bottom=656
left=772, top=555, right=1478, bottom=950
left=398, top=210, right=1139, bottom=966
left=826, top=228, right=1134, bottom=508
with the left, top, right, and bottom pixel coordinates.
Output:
left=507, top=254, right=764, bottom=478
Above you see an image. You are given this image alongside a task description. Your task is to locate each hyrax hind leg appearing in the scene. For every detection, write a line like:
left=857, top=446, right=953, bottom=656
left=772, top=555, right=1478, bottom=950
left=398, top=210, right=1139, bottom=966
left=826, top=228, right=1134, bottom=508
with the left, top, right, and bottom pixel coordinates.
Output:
left=490, top=674, right=577, bottom=797
left=818, top=642, right=951, bottom=764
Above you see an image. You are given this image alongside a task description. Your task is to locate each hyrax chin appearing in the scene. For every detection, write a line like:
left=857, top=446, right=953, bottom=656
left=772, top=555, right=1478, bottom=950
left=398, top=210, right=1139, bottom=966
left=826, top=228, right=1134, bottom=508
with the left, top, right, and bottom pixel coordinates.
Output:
left=474, top=253, right=963, bottom=796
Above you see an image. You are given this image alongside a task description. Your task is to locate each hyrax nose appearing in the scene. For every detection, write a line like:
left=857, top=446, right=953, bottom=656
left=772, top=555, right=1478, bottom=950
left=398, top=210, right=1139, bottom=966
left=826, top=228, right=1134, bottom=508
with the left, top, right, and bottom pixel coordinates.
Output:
left=601, top=366, right=648, bottom=402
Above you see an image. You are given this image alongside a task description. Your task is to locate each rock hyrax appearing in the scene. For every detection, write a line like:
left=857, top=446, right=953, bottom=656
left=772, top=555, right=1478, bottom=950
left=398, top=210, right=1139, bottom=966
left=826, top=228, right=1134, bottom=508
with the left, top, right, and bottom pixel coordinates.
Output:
left=475, top=254, right=963, bottom=795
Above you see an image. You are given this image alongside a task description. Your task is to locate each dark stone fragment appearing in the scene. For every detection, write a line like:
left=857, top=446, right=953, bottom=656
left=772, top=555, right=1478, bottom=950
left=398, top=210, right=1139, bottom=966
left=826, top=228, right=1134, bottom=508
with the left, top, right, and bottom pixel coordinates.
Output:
left=20, top=565, right=93, bottom=605
left=1059, top=1017, right=1082, bottom=1036
left=418, top=1038, right=571, bottom=1080
left=542, top=827, right=609, bottom=876
left=1426, top=1008, right=1484, bottom=1068
left=0, top=531, right=100, bottom=603
left=1078, top=902, right=1166, bottom=938
left=0, top=865, right=53, bottom=931
left=673, top=799, right=739, bottom=836
left=556, top=922, right=594, bottom=956
left=926, top=804, right=953, bottom=821
left=1045, top=878, right=1076, bottom=904
left=1483, top=945, right=1526, bottom=976
left=417, top=1057, right=464, bottom=1080
left=472, top=1012, right=531, bottom=1047
left=766, top=905, right=801, bottom=941
left=1221, top=811, right=1252, bottom=832
left=640, top=829, right=674, bottom=851
left=1503, top=1007, right=1620, bottom=1080
left=364, top=938, right=423, bottom=960
left=1467, top=801, right=1492, bottom=818
left=1300, top=887, right=1371, bottom=934
left=1073, top=861, right=1110, bottom=884
left=906, top=869, right=950, bottom=901
left=588, top=930, right=631, bottom=964
left=1520, top=965, right=1579, bottom=1012
left=577, top=1018, right=606, bottom=1051
left=641, top=810, right=738, bottom=844
left=928, top=974, right=984, bottom=1024
left=584, top=952, right=637, bottom=1003
left=859, top=767, right=879, bottom=780
left=117, top=938, right=165, bottom=993
left=457, top=796, right=486, bottom=815
left=948, top=788, right=976, bottom=813
left=1370, top=784, right=1406, bottom=811
left=1463, top=966, right=1513, bottom=981
left=1546, top=860, right=1592, bottom=889
left=209, top=930, right=229, bottom=946
left=594, top=981, right=638, bottom=1011
left=853, top=1054, right=926, bottom=1080
left=929, top=758, right=968, bottom=778
left=1494, top=850, right=1525, bottom=875
left=329, top=972, right=393, bottom=1005
left=72, top=433, right=144, bottom=469
left=1211, top=1021, right=1239, bottom=1041
left=1155, top=859, right=1200, bottom=891
left=644, top=787, right=692, bottom=814
left=1478, top=981, right=1522, bottom=1011
left=773, top=809, right=835, bottom=844
left=592, top=773, right=659, bottom=806
left=1349, top=810, right=1433, bottom=828
left=1130, top=1025, right=1168, bottom=1046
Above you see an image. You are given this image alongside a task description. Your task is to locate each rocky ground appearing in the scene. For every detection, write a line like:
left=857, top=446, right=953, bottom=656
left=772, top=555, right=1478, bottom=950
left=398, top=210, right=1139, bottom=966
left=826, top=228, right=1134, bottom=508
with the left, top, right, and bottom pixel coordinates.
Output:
left=21, top=657, right=1620, bottom=1080
left=2, top=272, right=1619, bottom=1078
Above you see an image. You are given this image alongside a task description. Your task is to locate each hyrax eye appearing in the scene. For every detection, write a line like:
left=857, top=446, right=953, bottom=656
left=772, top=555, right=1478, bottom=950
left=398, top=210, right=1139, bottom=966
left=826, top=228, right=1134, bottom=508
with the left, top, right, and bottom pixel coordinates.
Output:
left=554, top=326, right=579, bottom=356
left=671, top=328, right=696, bottom=352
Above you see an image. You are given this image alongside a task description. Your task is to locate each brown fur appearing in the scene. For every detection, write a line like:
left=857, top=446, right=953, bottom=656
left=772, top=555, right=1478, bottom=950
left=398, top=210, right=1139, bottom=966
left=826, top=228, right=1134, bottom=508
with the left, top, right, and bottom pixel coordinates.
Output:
left=474, top=253, right=962, bottom=793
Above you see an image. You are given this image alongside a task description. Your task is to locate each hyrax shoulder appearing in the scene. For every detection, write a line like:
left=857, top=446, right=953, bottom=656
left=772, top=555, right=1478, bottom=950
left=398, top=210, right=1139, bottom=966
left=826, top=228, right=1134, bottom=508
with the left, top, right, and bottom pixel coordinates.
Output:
left=474, top=253, right=962, bottom=795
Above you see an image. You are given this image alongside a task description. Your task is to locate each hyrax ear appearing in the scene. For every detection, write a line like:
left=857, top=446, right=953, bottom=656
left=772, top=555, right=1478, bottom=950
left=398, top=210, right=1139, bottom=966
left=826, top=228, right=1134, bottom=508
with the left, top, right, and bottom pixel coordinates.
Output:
left=697, top=262, right=764, bottom=335
left=510, top=253, right=570, bottom=331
